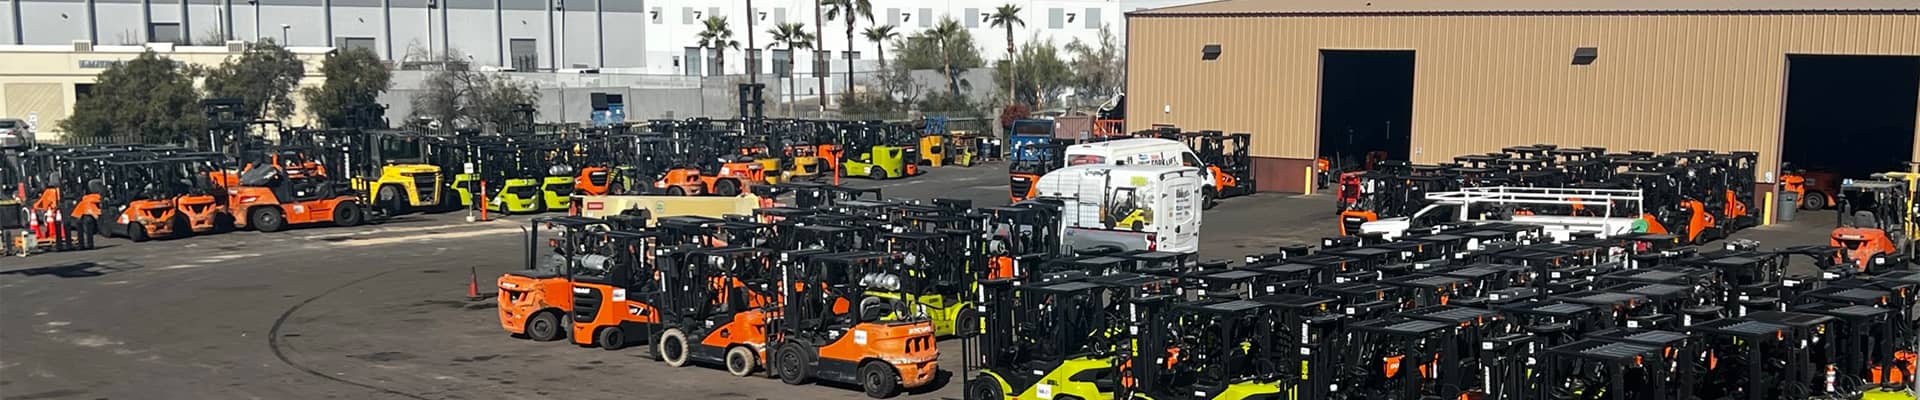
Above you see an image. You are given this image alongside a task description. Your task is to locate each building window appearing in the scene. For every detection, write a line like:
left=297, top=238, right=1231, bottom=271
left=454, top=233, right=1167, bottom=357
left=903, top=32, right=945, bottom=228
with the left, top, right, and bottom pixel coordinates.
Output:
left=708, top=7, right=720, bottom=20
left=335, top=37, right=376, bottom=52
left=685, top=47, right=702, bottom=76
left=886, top=8, right=900, bottom=27
left=707, top=48, right=720, bottom=76
left=683, top=7, right=695, bottom=24
left=510, top=38, right=538, bottom=71
left=149, top=22, right=182, bottom=44
left=918, top=8, right=930, bottom=27
left=1048, top=8, right=1063, bottom=29
left=772, top=49, right=792, bottom=78
left=963, top=8, right=978, bottom=28
left=1085, top=8, right=1101, bottom=29
left=774, top=7, right=787, bottom=24
left=75, top=83, right=95, bottom=100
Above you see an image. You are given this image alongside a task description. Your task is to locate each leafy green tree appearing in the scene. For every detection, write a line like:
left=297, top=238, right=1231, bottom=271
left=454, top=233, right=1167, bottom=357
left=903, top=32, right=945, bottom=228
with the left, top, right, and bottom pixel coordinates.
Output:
left=203, top=40, right=306, bottom=119
left=300, top=47, right=392, bottom=128
left=696, top=16, right=742, bottom=75
left=58, top=51, right=206, bottom=144
left=892, top=17, right=983, bottom=95
left=1065, top=25, right=1125, bottom=108
left=768, top=22, right=815, bottom=116
left=994, top=38, right=1070, bottom=108
left=407, top=57, right=540, bottom=133
left=823, top=0, right=873, bottom=94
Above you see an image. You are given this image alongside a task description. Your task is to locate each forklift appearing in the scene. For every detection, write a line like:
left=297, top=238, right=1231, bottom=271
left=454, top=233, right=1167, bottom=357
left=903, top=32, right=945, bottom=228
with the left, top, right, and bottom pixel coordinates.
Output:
left=1179, top=131, right=1256, bottom=200
left=767, top=250, right=941, bottom=398
left=224, top=157, right=365, bottom=232
left=1124, top=297, right=1285, bottom=400
left=1539, top=339, right=1673, bottom=400
left=94, top=159, right=189, bottom=241
left=331, top=129, right=447, bottom=214
left=1340, top=315, right=1465, bottom=400
left=841, top=121, right=920, bottom=180
left=1687, top=311, right=1840, bottom=400
left=1832, top=178, right=1914, bottom=273
left=478, top=145, right=548, bottom=214
left=565, top=229, right=665, bottom=350
left=651, top=246, right=776, bottom=377
left=163, top=153, right=236, bottom=234
left=962, top=279, right=1130, bottom=400
left=877, top=230, right=976, bottom=337
left=496, top=216, right=615, bottom=342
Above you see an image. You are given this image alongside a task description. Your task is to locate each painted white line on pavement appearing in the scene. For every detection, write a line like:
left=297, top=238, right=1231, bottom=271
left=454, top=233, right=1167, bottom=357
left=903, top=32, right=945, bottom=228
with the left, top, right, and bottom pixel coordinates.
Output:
left=333, top=226, right=525, bottom=247
left=300, top=220, right=516, bottom=241
left=158, top=264, right=205, bottom=270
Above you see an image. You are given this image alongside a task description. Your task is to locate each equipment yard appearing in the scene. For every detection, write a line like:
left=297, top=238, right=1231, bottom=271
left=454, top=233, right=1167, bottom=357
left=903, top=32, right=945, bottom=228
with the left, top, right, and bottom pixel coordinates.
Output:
left=0, top=163, right=1834, bottom=400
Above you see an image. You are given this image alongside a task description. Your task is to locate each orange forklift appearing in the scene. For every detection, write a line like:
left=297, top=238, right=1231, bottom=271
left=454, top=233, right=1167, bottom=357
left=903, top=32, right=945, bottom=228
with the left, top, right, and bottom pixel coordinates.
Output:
left=767, top=250, right=939, bottom=398
left=165, top=153, right=236, bottom=234
left=1831, top=178, right=1913, bottom=272
left=224, top=162, right=365, bottom=232
left=94, top=159, right=190, bottom=242
left=650, top=246, right=777, bottom=377
left=498, top=216, right=616, bottom=342
left=566, top=229, right=666, bottom=350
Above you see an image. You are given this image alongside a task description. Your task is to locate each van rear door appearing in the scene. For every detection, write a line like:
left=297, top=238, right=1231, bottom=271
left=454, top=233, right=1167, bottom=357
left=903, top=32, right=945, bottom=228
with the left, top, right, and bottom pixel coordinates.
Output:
left=1152, top=169, right=1204, bottom=253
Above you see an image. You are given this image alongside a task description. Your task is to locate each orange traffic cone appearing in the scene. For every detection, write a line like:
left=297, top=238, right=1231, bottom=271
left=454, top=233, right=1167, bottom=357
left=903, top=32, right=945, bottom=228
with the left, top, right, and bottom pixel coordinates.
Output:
left=467, top=266, right=483, bottom=300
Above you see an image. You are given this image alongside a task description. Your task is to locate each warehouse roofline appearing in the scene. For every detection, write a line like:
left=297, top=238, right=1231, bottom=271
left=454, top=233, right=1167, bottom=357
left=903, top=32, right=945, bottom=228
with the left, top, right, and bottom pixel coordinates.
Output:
left=1127, top=0, right=1920, bottom=17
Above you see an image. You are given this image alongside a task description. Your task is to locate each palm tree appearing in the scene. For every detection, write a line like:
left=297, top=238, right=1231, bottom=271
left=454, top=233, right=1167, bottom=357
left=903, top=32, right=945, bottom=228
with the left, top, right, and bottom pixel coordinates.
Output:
left=769, top=22, right=815, bottom=116
left=926, top=17, right=966, bottom=94
left=987, top=5, right=1025, bottom=102
left=823, top=0, right=872, bottom=95
left=696, top=16, right=741, bottom=76
left=861, top=24, right=900, bottom=69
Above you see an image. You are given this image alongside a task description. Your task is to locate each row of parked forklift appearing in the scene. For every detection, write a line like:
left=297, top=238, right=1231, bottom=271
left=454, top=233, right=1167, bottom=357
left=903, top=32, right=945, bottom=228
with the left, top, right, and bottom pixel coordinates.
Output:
left=494, top=183, right=1066, bottom=397
left=1336, top=145, right=1765, bottom=244
left=962, top=219, right=1919, bottom=400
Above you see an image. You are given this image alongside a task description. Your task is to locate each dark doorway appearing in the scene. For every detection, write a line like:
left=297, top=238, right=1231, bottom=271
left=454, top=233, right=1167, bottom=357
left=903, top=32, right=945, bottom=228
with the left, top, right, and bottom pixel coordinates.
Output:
left=1781, top=55, right=1919, bottom=181
left=1318, top=50, right=1416, bottom=171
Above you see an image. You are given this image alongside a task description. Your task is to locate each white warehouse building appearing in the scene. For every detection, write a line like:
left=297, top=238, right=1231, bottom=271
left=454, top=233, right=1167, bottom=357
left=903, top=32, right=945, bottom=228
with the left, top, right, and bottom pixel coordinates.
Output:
left=0, top=0, right=1168, bottom=75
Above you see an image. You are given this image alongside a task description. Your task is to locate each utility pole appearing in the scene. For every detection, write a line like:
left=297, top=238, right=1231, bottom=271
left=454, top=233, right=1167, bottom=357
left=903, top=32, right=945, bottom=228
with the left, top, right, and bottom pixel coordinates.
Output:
left=425, top=0, right=435, bottom=58
left=746, top=0, right=756, bottom=85
left=251, top=0, right=260, bottom=42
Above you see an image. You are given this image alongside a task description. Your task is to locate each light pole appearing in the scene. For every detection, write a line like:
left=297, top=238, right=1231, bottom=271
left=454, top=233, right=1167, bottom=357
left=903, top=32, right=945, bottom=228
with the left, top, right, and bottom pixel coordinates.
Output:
left=279, top=24, right=289, bottom=45
left=249, top=0, right=259, bottom=42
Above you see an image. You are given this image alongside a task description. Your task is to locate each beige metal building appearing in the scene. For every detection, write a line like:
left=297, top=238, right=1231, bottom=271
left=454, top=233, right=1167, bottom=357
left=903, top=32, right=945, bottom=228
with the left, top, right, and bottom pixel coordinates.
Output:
left=0, top=42, right=332, bottom=142
left=1124, top=0, right=1920, bottom=195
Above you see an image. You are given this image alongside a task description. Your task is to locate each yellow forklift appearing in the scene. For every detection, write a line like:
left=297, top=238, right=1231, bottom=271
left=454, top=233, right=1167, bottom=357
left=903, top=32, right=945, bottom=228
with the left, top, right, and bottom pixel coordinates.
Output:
left=329, top=129, right=446, bottom=214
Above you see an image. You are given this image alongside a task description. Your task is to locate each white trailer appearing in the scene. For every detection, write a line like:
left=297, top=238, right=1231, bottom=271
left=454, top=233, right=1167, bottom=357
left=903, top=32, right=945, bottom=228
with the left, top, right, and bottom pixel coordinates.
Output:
left=1361, top=186, right=1646, bottom=242
left=1033, top=164, right=1205, bottom=254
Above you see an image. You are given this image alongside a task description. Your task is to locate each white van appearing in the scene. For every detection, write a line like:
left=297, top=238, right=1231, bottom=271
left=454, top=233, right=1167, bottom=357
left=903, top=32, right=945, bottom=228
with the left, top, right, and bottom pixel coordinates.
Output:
left=1064, top=138, right=1219, bottom=200
left=1033, top=164, right=1205, bottom=254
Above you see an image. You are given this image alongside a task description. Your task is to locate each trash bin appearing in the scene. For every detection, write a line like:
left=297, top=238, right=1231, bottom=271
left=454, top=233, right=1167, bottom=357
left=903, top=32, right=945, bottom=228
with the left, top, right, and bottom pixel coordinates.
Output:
left=1778, top=192, right=1798, bottom=222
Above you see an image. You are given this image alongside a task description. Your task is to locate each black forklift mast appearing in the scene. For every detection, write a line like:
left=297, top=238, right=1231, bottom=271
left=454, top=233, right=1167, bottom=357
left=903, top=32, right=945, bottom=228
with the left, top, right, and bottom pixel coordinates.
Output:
left=1250, top=294, right=1346, bottom=400
left=1343, top=316, right=1463, bottom=400
left=1495, top=300, right=1607, bottom=348
left=1126, top=297, right=1275, bottom=400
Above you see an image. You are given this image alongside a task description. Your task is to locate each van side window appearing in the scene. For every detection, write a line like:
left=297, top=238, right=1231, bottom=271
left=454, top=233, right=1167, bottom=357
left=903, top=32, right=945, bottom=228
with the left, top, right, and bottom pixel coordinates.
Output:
left=1181, top=152, right=1202, bottom=167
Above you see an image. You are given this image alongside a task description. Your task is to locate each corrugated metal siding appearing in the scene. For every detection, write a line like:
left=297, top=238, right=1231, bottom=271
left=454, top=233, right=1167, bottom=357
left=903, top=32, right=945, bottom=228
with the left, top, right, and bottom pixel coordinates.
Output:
left=1126, top=13, right=1920, bottom=178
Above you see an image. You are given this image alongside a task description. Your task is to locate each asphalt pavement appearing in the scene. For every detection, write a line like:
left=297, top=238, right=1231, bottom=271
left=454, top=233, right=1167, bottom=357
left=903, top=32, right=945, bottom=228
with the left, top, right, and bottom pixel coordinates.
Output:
left=0, top=162, right=1828, bottom=400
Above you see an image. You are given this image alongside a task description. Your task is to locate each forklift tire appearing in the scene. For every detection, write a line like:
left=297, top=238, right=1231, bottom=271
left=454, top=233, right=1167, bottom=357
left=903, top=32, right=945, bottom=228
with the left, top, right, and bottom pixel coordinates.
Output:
left=869, top=167, right=885, bottom=180
left=964, top=376, right=1004, bottom=400
left=79, top=217, right=97, bottom=248
left=659, top=328, right=691, bottom=367
left=860, top=362, right=900, bottom=398
left=377, top=186, right=406, bottom=215
left=776, top=342, right=814, bottom=385
left=526, top=311, right=562, bottom=342
left=171, top=216, right=192, bottom=238
left=213, top=213, right=235, bottom=233
left=725, top=346, right=756, bottom=377
left=667, top=186, right=687, bottom=196
left=1802, top=191, right=1828, bottom=210
left=596, top=327, right=626, bottom=350
left=128, top=222, right=149, bottom=242
left=251, top=207, right=287, bottom=233
left=715, top=179, right=741, bottom=197
left=334, top=203, right=363, bottom=227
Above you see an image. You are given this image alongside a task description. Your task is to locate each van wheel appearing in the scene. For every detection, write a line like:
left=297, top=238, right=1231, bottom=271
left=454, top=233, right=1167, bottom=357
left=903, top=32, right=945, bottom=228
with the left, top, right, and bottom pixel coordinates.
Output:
left=776, top=342, right=813, bottom=385
left=658, top=328, right=690, bottom=367
left=127, top=222, right=148, bottom=242
left=251, top=207, right=287, bottom=233
left=596, top=327, right=625, bottom=350
left=725, top=346, right=756, bottom=377
left=965, top=376, right=1004, bottom=400
left=861, top=362, right=900, bottom=398
left=1203, top=186, right=1218, bottom=210
left=334, top=203, right=364, bottom=227
left=526, top=311, right=562, bottom=342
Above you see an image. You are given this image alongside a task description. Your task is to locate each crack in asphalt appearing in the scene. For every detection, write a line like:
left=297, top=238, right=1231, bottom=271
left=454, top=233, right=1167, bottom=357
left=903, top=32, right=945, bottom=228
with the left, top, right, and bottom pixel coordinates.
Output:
left=268, top=268, right=431, bottom=400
